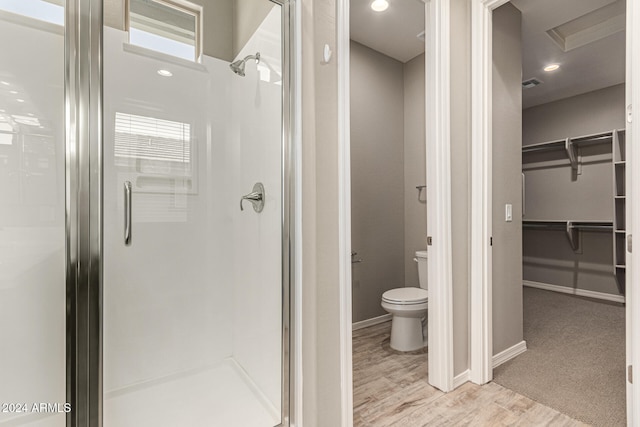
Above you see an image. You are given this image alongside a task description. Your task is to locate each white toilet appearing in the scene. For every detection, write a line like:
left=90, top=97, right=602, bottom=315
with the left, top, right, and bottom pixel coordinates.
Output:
left=381, top=250, right=428, bottom=351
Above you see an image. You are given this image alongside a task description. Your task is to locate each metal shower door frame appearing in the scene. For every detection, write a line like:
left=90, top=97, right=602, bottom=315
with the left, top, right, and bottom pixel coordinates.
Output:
left=65, top=0, right=296, bottom=425
left=65, top=0, right=103, bottom=425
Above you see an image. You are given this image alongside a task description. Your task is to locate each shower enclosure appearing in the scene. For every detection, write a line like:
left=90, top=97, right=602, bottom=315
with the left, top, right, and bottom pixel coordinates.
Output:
left=0, top=0, right=292, bottom=425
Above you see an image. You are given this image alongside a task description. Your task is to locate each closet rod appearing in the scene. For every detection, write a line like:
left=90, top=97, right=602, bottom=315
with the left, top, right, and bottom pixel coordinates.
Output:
left=523, top=220, right=613, bottom=251
left=522, top=131, right=613, bottom=155
left=523, top=220, right=612, bottom=229
left=521, top=140, right=565, bottom=154
left=571, top=134, right=612, bottom=146
left=572, top=225, right=612, bottom=231
left=522, top=222, right=565, bottom=229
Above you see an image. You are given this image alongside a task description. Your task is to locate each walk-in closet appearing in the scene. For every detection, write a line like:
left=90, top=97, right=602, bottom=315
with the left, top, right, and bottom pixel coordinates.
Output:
left=490, top=0, right=628, bottom=425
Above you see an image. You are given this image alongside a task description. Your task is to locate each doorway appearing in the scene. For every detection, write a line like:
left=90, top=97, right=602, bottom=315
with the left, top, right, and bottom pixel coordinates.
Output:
left=348, top=0, right=432, bottom=421
left=471, top=2, right=634, bottom=419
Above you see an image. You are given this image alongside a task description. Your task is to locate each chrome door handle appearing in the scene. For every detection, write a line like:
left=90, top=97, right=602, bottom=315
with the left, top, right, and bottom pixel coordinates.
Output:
left=240, top=182, right=265, bottom=212
left=124, top=181, right=132, bottom=245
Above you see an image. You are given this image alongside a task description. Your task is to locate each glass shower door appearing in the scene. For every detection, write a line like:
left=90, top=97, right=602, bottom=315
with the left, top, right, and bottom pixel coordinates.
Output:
left=101, top=1, right=286, bottom=426
left=0, top=3, right=66, bottom=426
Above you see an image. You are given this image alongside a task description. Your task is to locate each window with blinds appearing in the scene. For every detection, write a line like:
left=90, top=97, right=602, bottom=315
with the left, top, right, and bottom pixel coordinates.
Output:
left=114, top=112, right=194, bottom=183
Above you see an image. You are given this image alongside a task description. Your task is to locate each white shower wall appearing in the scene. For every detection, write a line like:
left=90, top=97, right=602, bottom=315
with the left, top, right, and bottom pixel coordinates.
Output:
left=230, top=6, right=283, bottom=410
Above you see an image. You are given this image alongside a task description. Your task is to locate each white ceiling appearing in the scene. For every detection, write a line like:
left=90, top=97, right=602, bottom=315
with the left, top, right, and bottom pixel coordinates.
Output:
left=351, top=0, right=625, bottom=108
left=350, top=0, right=425, bottom=63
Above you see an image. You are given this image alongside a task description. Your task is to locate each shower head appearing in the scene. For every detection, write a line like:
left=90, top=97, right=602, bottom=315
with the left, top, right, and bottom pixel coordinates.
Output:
left=230, top=52, right=261, bottom=76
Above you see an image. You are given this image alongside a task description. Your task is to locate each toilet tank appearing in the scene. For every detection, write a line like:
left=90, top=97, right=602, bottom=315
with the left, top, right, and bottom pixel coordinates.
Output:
left=415, top=250, right=428, bottom=290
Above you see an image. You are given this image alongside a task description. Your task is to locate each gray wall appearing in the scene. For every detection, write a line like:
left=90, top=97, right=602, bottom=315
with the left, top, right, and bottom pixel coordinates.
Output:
left=404, top=53, right=427, bottom=288
left=450, top=0, right=470, bottom=376
left=523, top=84, right=625, bottom=145
left=350, top=45, right=427, bottom=323
left=192, top=0, right=233, bottom=60
left=104, top=0, right=126, bottom=31
left=301, top=0, right=343, bottom=422
left=233, top=0, right=273, bottom=58
left=522, top=84, right=625, bottom=295
left=350, top=41, right=405, bottom=323
left=492, top=3, right=523, bottom=355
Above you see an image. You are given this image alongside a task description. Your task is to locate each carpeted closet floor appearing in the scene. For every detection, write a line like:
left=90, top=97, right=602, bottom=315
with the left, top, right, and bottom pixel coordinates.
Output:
left=493, top=287, right=626, bottom=427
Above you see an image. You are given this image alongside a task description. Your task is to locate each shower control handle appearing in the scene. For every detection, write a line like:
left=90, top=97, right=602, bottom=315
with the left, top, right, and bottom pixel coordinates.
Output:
left=124, top=181, right=132, bottom=245
left=240, top=182, right=265, bottom=213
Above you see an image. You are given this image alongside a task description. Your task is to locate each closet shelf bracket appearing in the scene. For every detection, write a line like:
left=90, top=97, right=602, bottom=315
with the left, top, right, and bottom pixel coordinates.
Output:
left=566, top=221, right=579, bottom=252
left=416, top=185, right=426, bottom=202
left=564, top=138, right=581, bottom=174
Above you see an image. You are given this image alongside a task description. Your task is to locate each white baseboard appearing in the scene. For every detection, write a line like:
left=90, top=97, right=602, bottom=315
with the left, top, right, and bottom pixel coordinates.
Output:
left=352, top=314, right=392, bottom=331
left=453, top=369, right=470, bottom=388
left=493, top=340, right=527, bottom=368
left=523, top=280, right=625, bottom=304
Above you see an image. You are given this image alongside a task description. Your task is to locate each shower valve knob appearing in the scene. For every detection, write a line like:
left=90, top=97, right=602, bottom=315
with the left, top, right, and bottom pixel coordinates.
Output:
left=240, top=182, right=265, bottom=213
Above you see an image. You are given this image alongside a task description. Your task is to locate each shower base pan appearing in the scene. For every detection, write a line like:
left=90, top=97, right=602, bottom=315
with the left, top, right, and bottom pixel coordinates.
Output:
left=104, top=358, right=280, bottom=427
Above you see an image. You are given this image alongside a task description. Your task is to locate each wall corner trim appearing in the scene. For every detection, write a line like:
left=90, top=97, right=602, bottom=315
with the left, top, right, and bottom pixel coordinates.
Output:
left=492, top=340, right=527, bottom=368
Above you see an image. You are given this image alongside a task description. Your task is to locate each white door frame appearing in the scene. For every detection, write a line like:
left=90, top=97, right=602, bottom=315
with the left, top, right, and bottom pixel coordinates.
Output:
left=425, top=0, right=455, bottom=392
left=470, top=1, right=640, bottom=424
left=469, top=0, right=510, bottom=386
left=337, top=0, right=354, bottom=423
left=627, top=0, right=640, bottom=422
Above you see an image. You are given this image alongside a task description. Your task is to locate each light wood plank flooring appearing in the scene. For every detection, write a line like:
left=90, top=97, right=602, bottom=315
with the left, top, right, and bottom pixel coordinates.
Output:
left=353, top=322, right=588, bottom=426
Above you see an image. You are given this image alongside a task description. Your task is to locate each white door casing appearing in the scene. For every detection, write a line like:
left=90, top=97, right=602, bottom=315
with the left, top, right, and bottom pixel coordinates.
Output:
left=425, top=0, right=455, bottom=392
left=627, top=0, right=640, bottom=422
left=470, top=2, right=639, bottom=426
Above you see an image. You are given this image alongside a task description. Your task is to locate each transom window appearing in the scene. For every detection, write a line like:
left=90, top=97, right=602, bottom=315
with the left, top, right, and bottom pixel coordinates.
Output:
left=0, top=0, right=64, bottom=26
left=128, top=0, right=202, bottom=62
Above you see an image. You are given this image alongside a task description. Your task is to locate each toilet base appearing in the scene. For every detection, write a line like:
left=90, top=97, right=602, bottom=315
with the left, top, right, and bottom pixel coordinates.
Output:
left=390, top=316, right=426, bottom=352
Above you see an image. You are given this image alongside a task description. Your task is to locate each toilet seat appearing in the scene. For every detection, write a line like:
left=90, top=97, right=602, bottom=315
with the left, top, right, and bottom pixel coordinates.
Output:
left=382, top=287, right=428, bottom=305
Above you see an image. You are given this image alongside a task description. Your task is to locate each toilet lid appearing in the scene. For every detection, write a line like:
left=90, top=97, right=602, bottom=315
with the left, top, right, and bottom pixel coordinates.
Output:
left=382, top=287, right=428, bottom=304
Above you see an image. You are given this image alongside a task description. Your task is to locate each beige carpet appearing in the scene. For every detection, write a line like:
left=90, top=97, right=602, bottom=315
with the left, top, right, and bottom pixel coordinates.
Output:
left=493, top=287, right=626, bottom=427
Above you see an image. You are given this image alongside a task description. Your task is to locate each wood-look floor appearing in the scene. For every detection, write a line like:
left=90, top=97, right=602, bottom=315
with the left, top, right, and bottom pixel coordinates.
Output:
left=353, top=322, right=588, bottom=426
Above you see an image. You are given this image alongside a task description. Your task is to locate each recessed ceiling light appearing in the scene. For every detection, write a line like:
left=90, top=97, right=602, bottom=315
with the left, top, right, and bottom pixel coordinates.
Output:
left=27, top=113, right=34, bottom=116
left=544, top=64, right=560, bottom=72
left=371, top=0, right=389, bottom=12
left=9, top=90, right=17, bottom=94
left=0, top=81, right=9, bottom=86
left=16, top=99, right=24, bottom=103
left=157, top=69, right=173, bottom=77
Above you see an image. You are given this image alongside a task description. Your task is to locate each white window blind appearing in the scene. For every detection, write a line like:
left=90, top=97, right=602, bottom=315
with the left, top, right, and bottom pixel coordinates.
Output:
left=114, top=112, right=191, bottom=173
